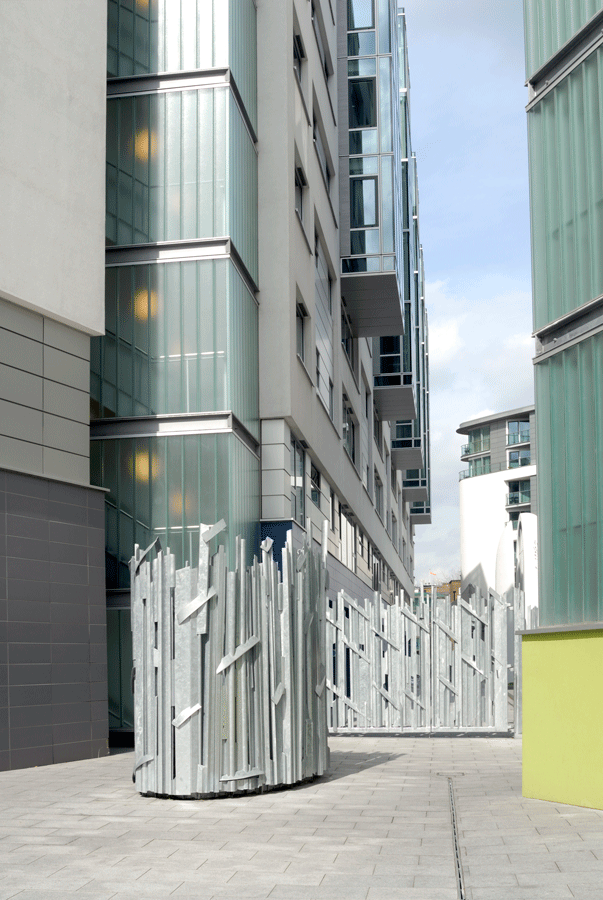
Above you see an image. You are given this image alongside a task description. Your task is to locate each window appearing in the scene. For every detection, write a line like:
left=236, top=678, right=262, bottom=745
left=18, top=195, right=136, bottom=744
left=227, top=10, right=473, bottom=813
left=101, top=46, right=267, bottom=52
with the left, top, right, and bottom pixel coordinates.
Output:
left=311, top=2, right=330, bottom=80
left=509, top=511, right=520, bottom=530
left=374, top=469, right=383, bottom=519
left=310, top=462, right=321, bottom=508
left=468, top=456, right=490, bottom=477
left=509, top=448, right=530, bottom=468
left=465, top=425, right=490, bottom=455
left=342, top=395, right=356, bottom=463
left=507, top=480, right=530, bottom=506
left=358, top=529, right=364, bottom=559
left=348, top=78, right=377, bottom=129
left=507, top=420, right=530, bottom=445
left=316, top=348, right=320, bottom=387
left=294, top=166, right=306, bottom=220
left=350, top=177, right=378, bottom=228
left=348, top=0, right=374, bottom=30
left=296, top=303, right=307, bottom=361
left=291, top=438, right=305, bottom=525
left=392, top=512, right=398, bottom=550
left=342, top=302, right=355, bottom=370
left=293, top=32, right=304, bottom=83
left=330, top=488, right=336, bottom=531
left=373, top=404, right=381, bottom=452
left=328, top=379, right=334, bottom=420
left=313, top=117, right=331, bottom=192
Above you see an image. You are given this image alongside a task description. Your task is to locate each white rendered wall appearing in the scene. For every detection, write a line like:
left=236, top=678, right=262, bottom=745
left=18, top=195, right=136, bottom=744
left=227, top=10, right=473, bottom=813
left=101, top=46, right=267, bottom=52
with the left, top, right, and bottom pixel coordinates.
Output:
left=517, top=512, right=539, bottom=616
left=459, top=466, right=536, bottom=597
left=0, top=1, right=106, bottom=335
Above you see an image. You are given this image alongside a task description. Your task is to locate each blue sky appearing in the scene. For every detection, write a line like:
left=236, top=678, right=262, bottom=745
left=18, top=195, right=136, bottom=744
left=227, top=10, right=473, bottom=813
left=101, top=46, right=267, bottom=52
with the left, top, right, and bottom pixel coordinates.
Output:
left=400, top=0, right=535, bottom=581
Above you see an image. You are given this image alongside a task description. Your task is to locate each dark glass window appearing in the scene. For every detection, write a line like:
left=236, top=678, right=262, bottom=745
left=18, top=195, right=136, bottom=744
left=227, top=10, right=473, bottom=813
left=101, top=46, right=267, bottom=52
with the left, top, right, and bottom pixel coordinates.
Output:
left=348, top=79, right=377, bottom=129
left=350, top=177, right=378, bottom=228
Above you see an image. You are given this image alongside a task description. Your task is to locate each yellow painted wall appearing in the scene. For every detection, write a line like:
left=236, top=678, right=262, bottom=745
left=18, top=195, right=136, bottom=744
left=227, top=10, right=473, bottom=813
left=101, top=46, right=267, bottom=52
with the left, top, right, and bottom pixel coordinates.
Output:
left=523, top=629, right=603, bottom=809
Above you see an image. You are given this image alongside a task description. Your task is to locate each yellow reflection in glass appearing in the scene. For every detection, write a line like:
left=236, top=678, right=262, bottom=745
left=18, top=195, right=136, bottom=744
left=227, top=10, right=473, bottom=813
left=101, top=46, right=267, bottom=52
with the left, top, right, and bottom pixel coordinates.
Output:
left=136, top=0, right=149, bottom=9
left=133, top=129, right=158, bottom=162
left=134, top=288, right=158, bottom=321
left=132, top=450, right=160, bottom=482
left=170, top=491, right=183, bottom=517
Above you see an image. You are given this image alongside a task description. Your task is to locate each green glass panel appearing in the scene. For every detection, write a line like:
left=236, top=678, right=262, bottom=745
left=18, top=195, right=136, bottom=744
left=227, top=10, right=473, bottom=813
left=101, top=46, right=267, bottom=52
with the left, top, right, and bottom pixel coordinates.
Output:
left=524, top=0, right=603, bottom=78
left=97, top=259, right=258, bottom=436
left=529, top=46, right=603, bottom=329
left=536, top=331, right=603, bottom=625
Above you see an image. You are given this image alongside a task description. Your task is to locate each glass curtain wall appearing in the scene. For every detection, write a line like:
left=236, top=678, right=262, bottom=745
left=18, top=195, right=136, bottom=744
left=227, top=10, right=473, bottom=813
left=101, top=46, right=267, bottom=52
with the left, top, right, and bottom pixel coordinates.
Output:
left=524, top=0, right=603, bottom=77
left=100, top=0, right=259, bottom=732
left=536, top=332, right=603, bottom=625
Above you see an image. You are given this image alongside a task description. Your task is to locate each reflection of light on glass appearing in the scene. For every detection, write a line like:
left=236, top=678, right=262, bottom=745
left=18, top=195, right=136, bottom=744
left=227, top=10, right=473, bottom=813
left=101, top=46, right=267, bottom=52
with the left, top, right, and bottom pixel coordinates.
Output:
left=136, top=0, right=149, bottom=9
left=132, top=129, right=158, bottom=162
left=134, top=288, right=158, bottom=321
left=131, top=450, right=160, bottom=482
left=170, top=491, right=183, bottom=516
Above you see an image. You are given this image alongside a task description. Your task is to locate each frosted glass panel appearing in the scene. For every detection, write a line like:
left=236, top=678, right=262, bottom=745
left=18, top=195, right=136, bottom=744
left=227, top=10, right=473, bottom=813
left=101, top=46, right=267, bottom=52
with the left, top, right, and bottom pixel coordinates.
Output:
left=93, top=259, right=259, bottom=437
left=536, top=331, right=603, bottom=626
left=524, top=0, right=603, bottom=77
left=91, top=433, right=260, bottom=585
left=106, top=88, right=257, bottom=282
left=529, top=47, right=603, bottom=329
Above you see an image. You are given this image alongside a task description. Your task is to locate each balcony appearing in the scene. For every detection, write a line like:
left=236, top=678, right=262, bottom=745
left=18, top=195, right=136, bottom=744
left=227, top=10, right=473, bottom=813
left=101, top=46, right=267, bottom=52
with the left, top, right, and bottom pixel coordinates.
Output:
left=391, top=439, right=423, bottom=471
left=410, top=501, right=431, bottom=524
left=507, top=429, right=530, bottom=446
left=402, top=471, right=428, bottom=502
left=340, top=267, right=404, bottom=336
left=506, top=489, right=531, bottom=506
left=461, top=437, right=490, bottom=458
left=373, top=375, right=416, bottom=421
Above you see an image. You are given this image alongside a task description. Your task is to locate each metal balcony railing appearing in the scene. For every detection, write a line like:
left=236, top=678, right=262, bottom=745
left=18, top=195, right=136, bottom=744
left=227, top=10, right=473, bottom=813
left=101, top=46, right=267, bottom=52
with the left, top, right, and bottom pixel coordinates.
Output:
left=507, top=430, right=530, bottom=446
left=461, top=438, right=490, bottom=456
left=506, top=490, right=531, bottom=505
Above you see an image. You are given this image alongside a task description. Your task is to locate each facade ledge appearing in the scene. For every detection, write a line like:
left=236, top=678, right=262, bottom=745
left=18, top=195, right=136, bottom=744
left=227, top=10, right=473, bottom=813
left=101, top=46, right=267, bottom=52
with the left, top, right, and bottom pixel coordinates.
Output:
left=340, top=270, right=404, bottom=337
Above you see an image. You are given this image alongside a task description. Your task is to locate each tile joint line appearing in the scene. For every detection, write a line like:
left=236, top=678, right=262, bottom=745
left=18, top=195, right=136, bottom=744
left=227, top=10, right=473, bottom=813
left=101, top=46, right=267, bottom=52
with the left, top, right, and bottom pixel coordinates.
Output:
left=448, top=777, right=466, bottom=900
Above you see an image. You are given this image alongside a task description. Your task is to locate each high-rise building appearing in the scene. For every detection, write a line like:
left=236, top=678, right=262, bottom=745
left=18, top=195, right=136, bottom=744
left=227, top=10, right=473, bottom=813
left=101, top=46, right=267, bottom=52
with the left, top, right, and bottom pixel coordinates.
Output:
left=0, top=1, right=108, bottom=769
left=523, top=0, right=603, bottom=807
left=0, top=0, right=431, bottom=763
left=92, top=0, right=431, bottom=742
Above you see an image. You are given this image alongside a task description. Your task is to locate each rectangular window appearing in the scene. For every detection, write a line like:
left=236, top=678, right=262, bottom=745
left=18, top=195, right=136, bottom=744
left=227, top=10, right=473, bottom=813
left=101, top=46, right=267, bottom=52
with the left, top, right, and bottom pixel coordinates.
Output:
left=342, top=395, right=356, bottom=464
left=294, top=166, right=306, bottom=220
left=328, top=378, right=334, bottom=420
left=313, top=117, right=331, bottom=191
left=507, top=420, right=530, bottom=445
left=468, top=456, right=490, bottom=477
left=348, top=0, right=374, bottom=30
left=291, top=438, right=305, bottom=525
left=341, top=304, right=355, bottom=369
left=330, top=488, right=336, bottom=532
left=392, top=513, right=398, bottom=550
left=296, top=303, right=307, bottom=361
left=374, top=469, right=383, bottom=519
left=350, top=177, right=378, bottom=228
left=310, top=462, right=321, bottom=508
left=508, top=448, right=531, bottom=469
left=507, top=480, right=530, bottom=506
left=311, top=1, right=330, bottom=79
left=373, top=405, right=381, bottom=452
left=465, top=425, right=490, bottom=455
left=293, top=32, right=304, bottom=82
left=348, top=78, right=377, bottom=129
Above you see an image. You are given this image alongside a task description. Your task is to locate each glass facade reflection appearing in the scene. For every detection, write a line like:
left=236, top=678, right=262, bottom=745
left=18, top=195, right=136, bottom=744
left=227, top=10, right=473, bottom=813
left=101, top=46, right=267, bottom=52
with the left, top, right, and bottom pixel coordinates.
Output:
left=99, top=0, right=259, bottom=732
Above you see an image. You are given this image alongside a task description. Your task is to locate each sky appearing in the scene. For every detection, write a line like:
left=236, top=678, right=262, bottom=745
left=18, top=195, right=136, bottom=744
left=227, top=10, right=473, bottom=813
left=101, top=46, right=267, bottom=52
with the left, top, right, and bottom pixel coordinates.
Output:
left=399, top=0, right=535, bottom=582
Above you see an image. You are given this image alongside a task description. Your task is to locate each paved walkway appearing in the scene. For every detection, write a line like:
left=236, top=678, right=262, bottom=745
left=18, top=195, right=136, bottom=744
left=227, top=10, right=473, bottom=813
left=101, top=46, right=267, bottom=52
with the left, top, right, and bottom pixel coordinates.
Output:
left=1, top=736, right=603, bottom=900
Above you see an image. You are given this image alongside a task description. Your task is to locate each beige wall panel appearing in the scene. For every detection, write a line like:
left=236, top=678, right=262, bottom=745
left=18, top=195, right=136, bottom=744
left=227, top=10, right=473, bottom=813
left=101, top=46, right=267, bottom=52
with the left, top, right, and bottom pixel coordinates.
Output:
left=0, top=364, right=42, bottom=410
left=43, top=447, right=89, bottom=485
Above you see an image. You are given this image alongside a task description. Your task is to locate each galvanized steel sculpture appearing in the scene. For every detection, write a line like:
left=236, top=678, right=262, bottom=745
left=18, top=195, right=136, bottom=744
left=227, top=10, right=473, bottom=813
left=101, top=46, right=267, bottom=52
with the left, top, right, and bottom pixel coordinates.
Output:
left=130, top=520, right=329, bottom=798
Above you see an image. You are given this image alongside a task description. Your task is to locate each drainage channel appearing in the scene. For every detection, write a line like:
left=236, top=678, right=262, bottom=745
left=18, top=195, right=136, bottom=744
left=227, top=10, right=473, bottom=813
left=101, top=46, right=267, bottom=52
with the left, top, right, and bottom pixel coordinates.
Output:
left=447, top=777, right=466, bottom=900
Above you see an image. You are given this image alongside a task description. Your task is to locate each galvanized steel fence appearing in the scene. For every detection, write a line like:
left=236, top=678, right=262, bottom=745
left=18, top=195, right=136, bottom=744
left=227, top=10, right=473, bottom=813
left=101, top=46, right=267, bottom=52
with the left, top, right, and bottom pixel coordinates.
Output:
left=327, top=585, right=508, bottom=733
left=130, top=520, right=329, bottom=798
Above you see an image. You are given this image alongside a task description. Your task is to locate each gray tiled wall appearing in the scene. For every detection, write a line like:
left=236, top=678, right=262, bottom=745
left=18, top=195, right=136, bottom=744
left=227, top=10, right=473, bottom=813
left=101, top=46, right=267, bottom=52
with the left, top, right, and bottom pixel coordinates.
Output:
left=0, top=469, right=109, bottom=771
left=0, top=296, right=91, bottom=486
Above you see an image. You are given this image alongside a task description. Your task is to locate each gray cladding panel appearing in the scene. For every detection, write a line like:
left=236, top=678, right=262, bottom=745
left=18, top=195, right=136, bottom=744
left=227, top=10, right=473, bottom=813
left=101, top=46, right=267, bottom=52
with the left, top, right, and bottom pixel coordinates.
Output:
left=0, top=299, right=90, bottom=479
left=0, top=469, right=108, bottom=772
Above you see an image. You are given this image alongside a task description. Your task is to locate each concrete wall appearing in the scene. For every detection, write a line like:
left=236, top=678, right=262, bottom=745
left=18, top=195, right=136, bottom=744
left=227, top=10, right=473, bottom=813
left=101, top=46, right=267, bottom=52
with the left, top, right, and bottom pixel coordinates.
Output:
left=0, top=470, right=108, bottom=770
left=0, top=0, right=106, bottom=335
